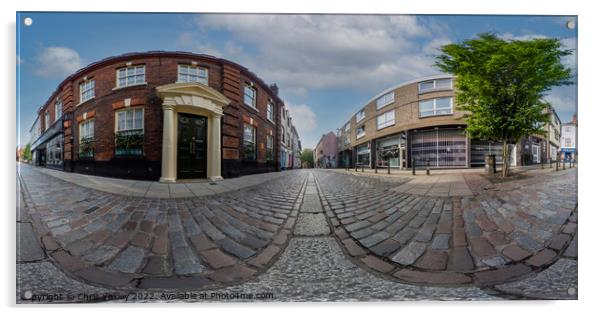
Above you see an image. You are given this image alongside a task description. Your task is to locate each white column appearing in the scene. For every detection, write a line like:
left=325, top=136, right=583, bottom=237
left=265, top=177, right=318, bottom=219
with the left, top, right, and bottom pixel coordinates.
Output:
left=209, top=114, right=223, bottom=181
left=159, top=103, right=177, bottom=182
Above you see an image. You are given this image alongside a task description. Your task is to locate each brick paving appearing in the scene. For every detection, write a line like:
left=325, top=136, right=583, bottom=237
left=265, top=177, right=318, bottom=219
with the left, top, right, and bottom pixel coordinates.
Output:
left=19, top=164, right=307, bottom=290
left=18, top=164, right=577, bottom=293
left=314, top=167, right=577, bottom=286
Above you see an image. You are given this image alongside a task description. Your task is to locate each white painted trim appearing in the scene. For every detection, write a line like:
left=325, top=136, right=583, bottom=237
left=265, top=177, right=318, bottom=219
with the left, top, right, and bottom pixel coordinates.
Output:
left=112, top=82, right=148, bottom=91
left=114, top=106, right=145, bottom=134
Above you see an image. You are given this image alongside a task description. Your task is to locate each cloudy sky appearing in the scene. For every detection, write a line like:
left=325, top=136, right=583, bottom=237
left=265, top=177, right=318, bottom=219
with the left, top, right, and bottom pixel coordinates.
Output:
left=17, top=13, right=577, bottom=149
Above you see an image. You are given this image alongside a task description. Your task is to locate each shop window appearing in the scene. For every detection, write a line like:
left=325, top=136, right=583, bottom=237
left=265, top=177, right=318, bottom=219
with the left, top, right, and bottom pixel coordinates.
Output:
left=356, top=144, right=370, bottom=167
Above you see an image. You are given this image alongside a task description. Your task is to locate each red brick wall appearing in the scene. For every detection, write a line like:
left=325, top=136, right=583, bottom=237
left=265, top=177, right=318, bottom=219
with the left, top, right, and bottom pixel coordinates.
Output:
left=35, top=52, right=283, bottom=177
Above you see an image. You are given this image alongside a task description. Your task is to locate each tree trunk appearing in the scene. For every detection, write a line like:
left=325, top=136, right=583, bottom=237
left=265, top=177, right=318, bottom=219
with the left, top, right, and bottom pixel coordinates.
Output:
left=502, top=140, right=510, bottom=177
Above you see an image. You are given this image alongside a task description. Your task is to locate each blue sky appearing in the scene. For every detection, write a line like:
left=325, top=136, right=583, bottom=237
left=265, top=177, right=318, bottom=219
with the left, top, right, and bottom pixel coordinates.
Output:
left=16, top=13, right=578, bottom=149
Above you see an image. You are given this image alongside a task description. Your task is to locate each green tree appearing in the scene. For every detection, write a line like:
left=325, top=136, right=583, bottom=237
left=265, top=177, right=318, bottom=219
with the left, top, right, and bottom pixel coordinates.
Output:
left=300, top=148, right=314, bottom=168
left=21, top=143, right=32, bottom=162
left=435, top=33, right=573, bottom=177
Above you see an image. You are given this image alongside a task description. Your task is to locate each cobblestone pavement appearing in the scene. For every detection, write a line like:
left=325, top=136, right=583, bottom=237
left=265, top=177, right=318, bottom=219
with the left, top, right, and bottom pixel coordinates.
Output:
left=314, top=168, right=577, bottom=287
left=17, top=165, right=577, bottom=301
left=19, top=164, right=307, bottom=290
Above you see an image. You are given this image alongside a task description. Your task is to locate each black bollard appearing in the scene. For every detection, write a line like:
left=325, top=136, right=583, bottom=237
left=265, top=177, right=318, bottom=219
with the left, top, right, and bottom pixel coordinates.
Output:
left=563, top=159, right=566, bottom=170
left=549, top=158, right=552, bottom=169
left=426, top=159, right=430, bottom=175
left=375, top=165, right=378, bottom=173
left=362, top=166, right=364, bottom=172
left=412, top=158, right=416, bottom=176
left=541, top=159, right=544, bottom=169
left=387, top=160, right=391, bottom=174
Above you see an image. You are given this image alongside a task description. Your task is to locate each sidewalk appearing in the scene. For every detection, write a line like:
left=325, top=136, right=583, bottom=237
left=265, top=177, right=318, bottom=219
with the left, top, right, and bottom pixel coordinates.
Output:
left=18, top=163, right=291, bottom=199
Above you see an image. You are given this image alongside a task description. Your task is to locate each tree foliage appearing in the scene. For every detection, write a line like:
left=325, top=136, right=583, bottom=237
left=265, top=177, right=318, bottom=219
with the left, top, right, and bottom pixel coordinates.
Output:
left=300, top=148, right=314, bottom=168
left=434, top=33, right=573, bottom=176
left=22, top=143, right=32, bottom=161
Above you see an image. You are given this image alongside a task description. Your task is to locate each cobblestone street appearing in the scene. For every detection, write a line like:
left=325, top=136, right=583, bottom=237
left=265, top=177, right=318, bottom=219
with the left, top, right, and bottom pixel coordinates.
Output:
left=17, top=164, right=577, bottom=302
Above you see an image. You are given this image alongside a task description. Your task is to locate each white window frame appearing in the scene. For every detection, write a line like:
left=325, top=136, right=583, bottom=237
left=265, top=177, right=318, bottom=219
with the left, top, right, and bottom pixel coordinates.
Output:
left=79, top=79, right=95, bottom=103
left=79, top=119, right=95, bottom=141
left=418, top=78, right=453, bottom=93
left=419, top=97, right=453, bottom=118
left=177, top=64, right=208, bottom=85
left=356, top=110, right=366, bottom=122
left=116, top=65, right=146, bottom=88
left=356, top=125, right=366, bottom=139
left=377, top=110, right=395, bottom=130
left=115, top=107, right=144, bottom=133
left=55, top=98, right=62, bottom=121
left=44, top=112, right=50, bottom=131
left=344, top=122, right=350, bottom=131
left=244, top=85, right=257, bottom=109
left=243, top=123, right=257, bottom=160
left=376, top=91, right=395, bottom=109
left=267, top=101, right=274, bottom=122
left=266, top=134, right=274, bottom=161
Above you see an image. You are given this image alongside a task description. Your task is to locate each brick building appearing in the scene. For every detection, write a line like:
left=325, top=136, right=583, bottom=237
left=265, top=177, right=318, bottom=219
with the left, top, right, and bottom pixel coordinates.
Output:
left=29, top=51, right=294, bottom=181
left=314, top=132, right=337, bottom=168
left=336, top=75, right=559, bottom=170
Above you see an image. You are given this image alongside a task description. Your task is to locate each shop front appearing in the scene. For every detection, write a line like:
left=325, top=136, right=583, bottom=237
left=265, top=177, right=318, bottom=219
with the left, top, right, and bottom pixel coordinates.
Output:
left=409, top=127, right=468, bottom=168
left=375, top=133, right=406, bottom=169
left=356, top=143, right=371, bottom=167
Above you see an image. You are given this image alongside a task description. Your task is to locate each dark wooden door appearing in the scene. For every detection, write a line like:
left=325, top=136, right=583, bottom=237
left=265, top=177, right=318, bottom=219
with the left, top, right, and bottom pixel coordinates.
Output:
left=177, top=113, right=207, bottom=179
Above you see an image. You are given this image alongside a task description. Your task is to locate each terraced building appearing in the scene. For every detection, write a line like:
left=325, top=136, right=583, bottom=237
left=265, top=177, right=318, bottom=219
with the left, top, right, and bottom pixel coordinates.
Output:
left=29, top=51, right=298, bottom=180
left=336, top=75, right=553, bottom=170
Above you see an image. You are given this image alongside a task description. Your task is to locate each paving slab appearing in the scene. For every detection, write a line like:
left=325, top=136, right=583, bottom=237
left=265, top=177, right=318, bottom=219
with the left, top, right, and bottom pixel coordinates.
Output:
left=17, top=223, right=46, bottom=262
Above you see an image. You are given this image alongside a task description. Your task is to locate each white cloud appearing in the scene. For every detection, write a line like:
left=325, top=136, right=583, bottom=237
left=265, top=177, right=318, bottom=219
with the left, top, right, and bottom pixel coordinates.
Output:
left=191, top=15, right=446, bottom=94
left=544, top=87, right=577, bottom=113
left=500, top=33, right=548, bottom=41
left=35, top=46, right=82, bottom=77
left=287, top=103, right=317, bottom=147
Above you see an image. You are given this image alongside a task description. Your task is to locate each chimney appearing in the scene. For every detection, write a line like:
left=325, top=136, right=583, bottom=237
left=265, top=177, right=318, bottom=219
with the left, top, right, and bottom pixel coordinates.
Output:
left=572, top=113, right=578, bottom=125
left=269, top=84, right=279, bottom=96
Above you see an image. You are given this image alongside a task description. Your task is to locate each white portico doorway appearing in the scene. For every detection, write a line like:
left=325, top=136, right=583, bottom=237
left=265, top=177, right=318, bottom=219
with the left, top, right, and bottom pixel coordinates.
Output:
left=156, top=82, right=230, bottom=182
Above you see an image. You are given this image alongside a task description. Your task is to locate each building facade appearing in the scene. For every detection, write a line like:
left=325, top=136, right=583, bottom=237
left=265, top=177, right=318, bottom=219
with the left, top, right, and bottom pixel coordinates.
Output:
left=29, top=51, right=296, bottom=181
left=291, top=126, right=302, bottom=169
left=336, top=75, right=559, bottom=170
left=314, top=132, right=337, bottom=168
left=279, top=105, right=293, bottom=170
left=545, top=106, right=562, bottom=162
left=560, top=115, right=578, bottom=162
